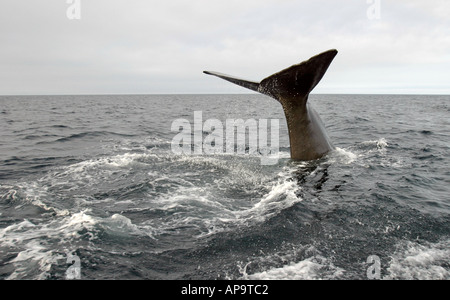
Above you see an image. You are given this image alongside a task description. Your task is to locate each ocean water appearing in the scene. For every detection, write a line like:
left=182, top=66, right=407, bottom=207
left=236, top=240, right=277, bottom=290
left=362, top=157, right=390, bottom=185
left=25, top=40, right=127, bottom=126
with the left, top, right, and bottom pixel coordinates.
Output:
left=0, top=94, right=449, bottom=280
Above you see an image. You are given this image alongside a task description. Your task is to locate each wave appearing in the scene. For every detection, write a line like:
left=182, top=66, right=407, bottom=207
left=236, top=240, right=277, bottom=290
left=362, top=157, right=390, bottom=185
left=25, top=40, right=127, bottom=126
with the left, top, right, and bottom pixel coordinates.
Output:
left=242, top=255, right=344, bottom=280
left=238, top=238, right=450, bottom=280
left=385, top=239, right=450, bottom=280
left=237, top=245, right=344, bottom=280
left=1, top=136, right=396, bottom=253
left=0, top=150, right=303, bottom=279
left=0, top=207, right=155, bottom=279
left=2, top=131, right=447, bottom=279
left=0, top=210, right=95, bottom=280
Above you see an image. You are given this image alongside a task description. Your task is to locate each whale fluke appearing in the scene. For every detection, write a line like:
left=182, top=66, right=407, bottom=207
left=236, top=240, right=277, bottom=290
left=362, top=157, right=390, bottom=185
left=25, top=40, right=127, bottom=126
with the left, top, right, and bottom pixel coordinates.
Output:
left=204, top=49, right=338, bottom=161
left=203, top=71, right=260, bottom=92
left=258, top=49, right=338, bottom=101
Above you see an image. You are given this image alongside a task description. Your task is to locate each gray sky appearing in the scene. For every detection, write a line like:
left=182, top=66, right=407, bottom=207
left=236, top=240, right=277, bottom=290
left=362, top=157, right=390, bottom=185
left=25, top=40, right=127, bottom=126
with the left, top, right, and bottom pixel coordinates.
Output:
left=1, top=0, right=449, bottom=95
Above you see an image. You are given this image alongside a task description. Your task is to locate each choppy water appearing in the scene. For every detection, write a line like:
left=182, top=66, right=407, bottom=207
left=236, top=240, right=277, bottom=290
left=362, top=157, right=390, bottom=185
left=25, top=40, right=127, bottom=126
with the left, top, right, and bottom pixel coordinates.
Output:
left=0, top=94, right=449, bottom=280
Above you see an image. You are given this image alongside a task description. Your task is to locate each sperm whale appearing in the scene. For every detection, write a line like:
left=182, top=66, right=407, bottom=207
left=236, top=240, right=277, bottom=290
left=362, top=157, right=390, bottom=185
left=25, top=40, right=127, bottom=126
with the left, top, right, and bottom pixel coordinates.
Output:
left=204, top=49, right=338, bottom=161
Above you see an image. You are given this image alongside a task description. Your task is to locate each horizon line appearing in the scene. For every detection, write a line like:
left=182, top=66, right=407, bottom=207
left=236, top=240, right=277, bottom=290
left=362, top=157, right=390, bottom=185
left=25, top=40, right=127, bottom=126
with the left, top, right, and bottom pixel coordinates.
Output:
left=1, top=92, right=450, bottom=97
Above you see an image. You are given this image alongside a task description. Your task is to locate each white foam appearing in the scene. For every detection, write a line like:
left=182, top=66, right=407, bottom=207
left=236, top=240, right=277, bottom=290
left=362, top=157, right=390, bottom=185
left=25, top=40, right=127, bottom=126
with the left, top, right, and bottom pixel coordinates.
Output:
left=245, top=257, right=326, bottom=280
left=48, top=152, right=157, bottom=186
left=215, top=169, right=300, bottom=230
left=6, top=182, right=70, bottom=217
left=376, top=138, right=388, bottom=150
left=70, top=153, right=152, bottom=170
left=141, top=164, right=302, bottom=239
left=385, top=239, right=450, bottom=280
left=0, top=210, right=97, bottom=279
left=328, top=139, right=389, bottom=166
left=331, top=147, right=359, bottom=164
left=335, top=138, right=411, bottom=169
left=0, top=208, right=160, bottom=279
left=248, top=176, right=300, bottom=218
left=360, top=138, right=388, bottom=149
left=0, top=150, right=303, bottom=277
left=6, top=239, right=64, bottom=280
left=239, top=246, right=344, bottom=280
left=101, top=213, right=154, bottom=239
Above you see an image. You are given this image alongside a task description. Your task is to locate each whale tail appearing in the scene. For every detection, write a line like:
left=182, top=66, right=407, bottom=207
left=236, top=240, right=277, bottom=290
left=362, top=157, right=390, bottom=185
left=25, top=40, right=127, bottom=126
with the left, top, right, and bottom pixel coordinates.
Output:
left=203, top=49, right=338, bottom=104
left=203, top=49, right=338, bottom=161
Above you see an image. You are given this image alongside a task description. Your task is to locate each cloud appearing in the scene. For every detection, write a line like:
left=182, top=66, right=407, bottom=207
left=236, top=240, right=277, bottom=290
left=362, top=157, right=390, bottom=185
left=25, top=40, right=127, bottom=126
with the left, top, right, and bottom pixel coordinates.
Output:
left=1, top=0, right=449, bottom=95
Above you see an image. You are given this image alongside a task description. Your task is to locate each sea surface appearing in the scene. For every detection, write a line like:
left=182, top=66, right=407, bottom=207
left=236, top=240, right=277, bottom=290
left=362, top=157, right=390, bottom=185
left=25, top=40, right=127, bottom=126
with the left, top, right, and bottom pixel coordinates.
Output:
left=0, top=94, right=449, bottom=280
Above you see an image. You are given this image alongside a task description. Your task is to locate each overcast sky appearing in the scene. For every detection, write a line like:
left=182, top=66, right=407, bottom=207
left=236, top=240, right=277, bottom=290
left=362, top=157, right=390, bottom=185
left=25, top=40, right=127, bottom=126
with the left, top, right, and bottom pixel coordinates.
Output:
left=1, top=0, right=449, bottom=95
